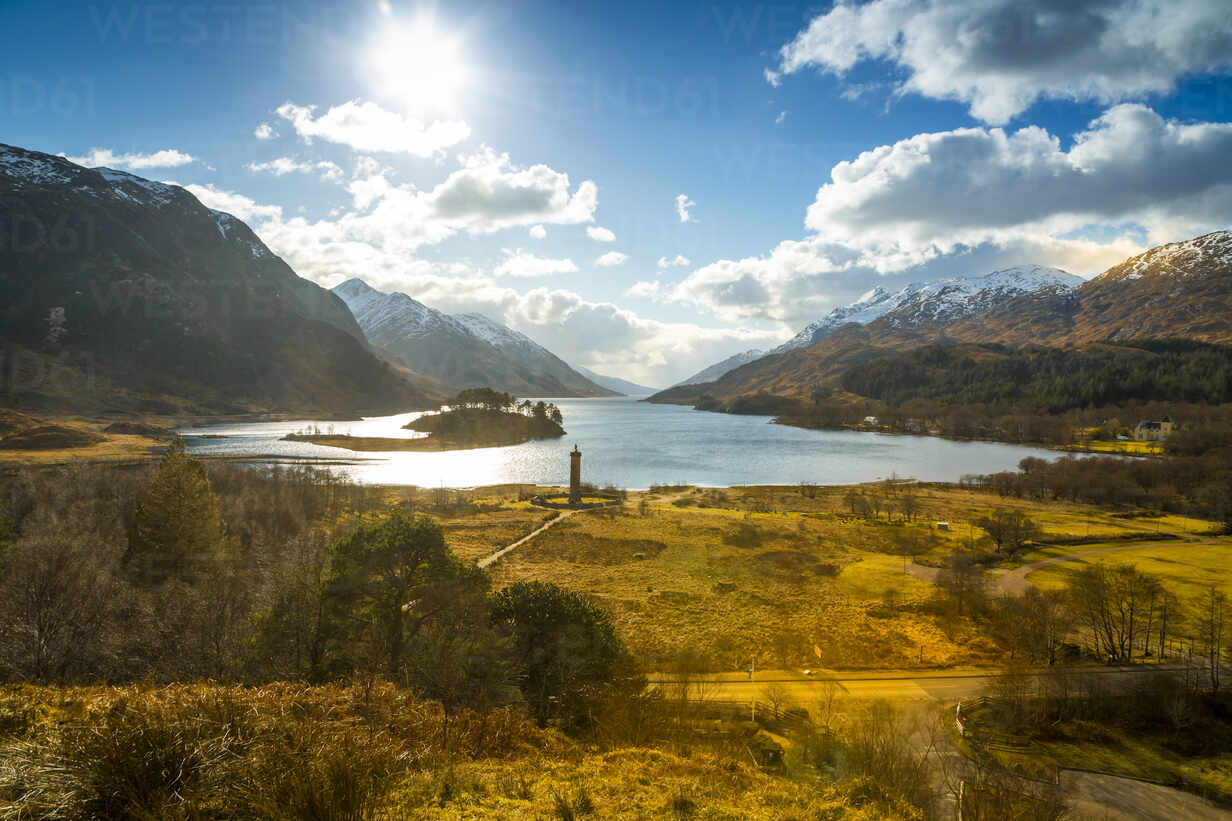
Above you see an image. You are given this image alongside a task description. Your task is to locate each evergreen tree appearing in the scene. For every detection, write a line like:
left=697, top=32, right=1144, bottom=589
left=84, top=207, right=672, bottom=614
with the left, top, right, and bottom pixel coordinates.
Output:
left=491, top=580, right=639, bottom=729
left=320, top=512, right=481, bottom=681
left=124, top=437, right=225, bottom=586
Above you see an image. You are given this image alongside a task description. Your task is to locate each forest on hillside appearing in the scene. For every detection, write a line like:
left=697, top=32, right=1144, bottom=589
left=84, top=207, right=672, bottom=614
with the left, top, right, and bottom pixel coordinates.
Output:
left=837, top=341, right=1232, bottom=413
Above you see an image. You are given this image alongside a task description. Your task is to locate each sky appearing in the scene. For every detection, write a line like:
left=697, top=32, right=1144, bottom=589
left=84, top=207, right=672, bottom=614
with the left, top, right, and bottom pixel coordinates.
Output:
left=3, top=0, right=1232, bottom=386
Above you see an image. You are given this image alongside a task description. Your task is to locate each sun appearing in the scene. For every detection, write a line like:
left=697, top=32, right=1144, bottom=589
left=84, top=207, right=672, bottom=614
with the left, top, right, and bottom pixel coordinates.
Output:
left=368, top=18, right=469, bottom=111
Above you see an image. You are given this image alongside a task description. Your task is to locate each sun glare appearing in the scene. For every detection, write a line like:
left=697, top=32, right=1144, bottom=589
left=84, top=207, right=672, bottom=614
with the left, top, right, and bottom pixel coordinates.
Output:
left=369, top=18, right=469, bottom=111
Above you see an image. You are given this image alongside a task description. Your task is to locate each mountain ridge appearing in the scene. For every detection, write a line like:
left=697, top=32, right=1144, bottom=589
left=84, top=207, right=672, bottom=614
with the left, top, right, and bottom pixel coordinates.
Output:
left=332, top=278, right=614, bottom=397
left=650, top=233, right=1232, bottom=406
left=0, top=143, right=434, bottom=415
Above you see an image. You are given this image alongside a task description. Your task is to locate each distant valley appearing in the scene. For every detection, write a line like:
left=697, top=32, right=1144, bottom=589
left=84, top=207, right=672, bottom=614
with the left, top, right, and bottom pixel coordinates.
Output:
left=333, top=278, right=615, bottom=398
left=0, top=144, right=620, bottom=427
left=652, top=232, right=1232, bottom=444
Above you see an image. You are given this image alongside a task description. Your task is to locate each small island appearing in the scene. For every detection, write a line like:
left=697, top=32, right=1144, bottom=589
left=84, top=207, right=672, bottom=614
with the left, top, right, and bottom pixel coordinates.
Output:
left=283, top=388, right=565, bottom=452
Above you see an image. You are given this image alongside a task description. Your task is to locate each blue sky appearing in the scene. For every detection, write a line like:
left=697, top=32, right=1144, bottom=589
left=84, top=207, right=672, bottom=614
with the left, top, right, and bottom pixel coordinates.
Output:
left=3, top=0, right=1232, bottom=385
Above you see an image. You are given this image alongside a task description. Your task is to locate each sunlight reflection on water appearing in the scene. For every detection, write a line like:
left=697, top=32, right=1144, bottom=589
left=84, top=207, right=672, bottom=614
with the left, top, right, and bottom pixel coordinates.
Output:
left=180, top=397, right=1060, bottom=489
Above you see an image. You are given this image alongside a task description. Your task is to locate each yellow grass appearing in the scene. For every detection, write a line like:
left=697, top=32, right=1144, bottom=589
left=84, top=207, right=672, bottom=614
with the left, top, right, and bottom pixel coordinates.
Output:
left=0, top=427, right=163, bottom=465
left=393, top=748, right=918, bottom=820
left=1027, top=541, right=1232, bottom=598
left=1058, top=439, right=1164, bottom=455
left=0, top=683, right=921, bottom=821
left=486, top=502, right=992, bottom=670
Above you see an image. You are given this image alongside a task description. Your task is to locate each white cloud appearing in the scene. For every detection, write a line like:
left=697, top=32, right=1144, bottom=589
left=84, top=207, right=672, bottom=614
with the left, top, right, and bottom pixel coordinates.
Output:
left=493, top=250, right=579, bottom=278
left=803, top=104, right=1232, bottom=260
left=672, top=104, right=1232, bottom=325
left=430, top=146, right=598, bottom=234
left=184, top=183, right=284, bottom=223
left=188, top=148, right=599, bottom=285
left=61, top=148, right=197, bottom=169
left=320, top=268, right=782, bottom=385
left=657, top=254, right=691, bottom=269
left=181, top=172, right=781, bottom=385
left=769, top=0, right=1232, bottom=124
left=254, top=123, right=277, bottom=140
left=595, top=251, right=629, bottom=267
left=587, top=225, right=616, bottom=242
left=276, top=99, right=471, bottom=157
left=529, top=224, right=547, bottom=239
left=247, top=157, right=344, bottom=181
left=675, top=193, right=696, bottom=223
left=775, top=110, right=788, bottom=125
left=627, top=280, right=663, bottom=298
left=353, top=156, right=383, bottom=177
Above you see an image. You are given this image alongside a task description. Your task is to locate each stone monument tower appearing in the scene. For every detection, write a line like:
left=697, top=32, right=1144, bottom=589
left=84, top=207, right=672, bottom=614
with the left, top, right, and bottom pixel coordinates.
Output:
left=569, top=444, right=582, bottom=505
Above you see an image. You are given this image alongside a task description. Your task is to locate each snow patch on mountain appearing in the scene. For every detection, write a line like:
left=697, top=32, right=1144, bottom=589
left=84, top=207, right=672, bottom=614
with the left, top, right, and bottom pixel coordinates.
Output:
left=0, top=144, right=79, bottom=186
left=453, top=312, right=534, bottom=351
left=94, top=167, right=178, bottom=207
left=1105, top=231, right=1232, bottom=281
left=334, top=278, right=471, bottom=341
left=674, top=349, right=766, bottom=387
left=773, top=265, right=1083, bottom=353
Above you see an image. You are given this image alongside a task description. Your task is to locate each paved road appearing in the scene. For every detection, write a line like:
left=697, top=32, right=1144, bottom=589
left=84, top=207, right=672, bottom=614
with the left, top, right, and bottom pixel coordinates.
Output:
left=1062, top=770, right=1232, bottom=820
left=647, top=665, right=1181, bottom=704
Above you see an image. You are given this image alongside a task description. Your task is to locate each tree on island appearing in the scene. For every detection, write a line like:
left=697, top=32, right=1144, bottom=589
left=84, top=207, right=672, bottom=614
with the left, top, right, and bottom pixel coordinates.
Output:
left=453, top=387, right=516, bottom=412
left=451, top=389, right=563, bottom=425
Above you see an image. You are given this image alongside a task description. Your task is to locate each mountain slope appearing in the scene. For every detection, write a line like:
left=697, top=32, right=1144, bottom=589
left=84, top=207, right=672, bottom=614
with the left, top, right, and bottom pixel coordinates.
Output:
left=950, top=231, right=1232, bottom=346
left=673, top=349, right=765, bottom=387
left=575, top=366, right=658, bottom=396
left=333, top=279, right=613, bottom=397
left=0, top=144, right=434, bottom=415
left=649, top=238, right=1232, bottom=406
left=772, top=266, right=1083, bottom=353
left=674, top=265, right=1081, bottom=398
left=451, top=312, right=615, bottom=396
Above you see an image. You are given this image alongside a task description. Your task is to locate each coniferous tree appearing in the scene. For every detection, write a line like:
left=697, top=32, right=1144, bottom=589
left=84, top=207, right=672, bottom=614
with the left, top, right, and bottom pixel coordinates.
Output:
left=124, top=437, right=225, bottom=586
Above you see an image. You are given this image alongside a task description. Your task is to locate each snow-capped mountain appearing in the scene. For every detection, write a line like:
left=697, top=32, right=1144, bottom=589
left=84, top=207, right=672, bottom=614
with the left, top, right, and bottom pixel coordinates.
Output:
left=773, top=266, right=1083, bottom=353
left=673, top=349, right=766, bottom=387
left=1098, top=231, right=1232, bottom=283
left=334, top=278, right=471, bottom=343
left=452, top=312, right=618, bottom=396
left=333, top=279, right=613, bottom=397
left=576, top=366, right=659, bottom=396
left=0, top=143, right=426, bottom=414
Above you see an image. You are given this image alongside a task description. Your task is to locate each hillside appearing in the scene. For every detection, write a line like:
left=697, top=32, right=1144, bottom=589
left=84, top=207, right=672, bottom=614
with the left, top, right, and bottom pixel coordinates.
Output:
left=673, top=348, right=765, bottom=387
left=452, top=312, right=615, bottom=396
left=651, top=234, right=1232, bottom=407
left=771, top=265, right=1082, bottom=353
left=333, top=279, right=614, bottom=397
left=949, top=231, right=1232, bottom=346
left=0, top=144, right=436, bottom=416
left=575, top=365, right=658, bottom=395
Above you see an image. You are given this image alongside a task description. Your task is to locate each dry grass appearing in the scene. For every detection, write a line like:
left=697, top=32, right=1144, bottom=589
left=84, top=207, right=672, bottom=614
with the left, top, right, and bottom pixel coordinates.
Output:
left=0, top=684, right=921, bottom=821
left=393, top=748, right=920, bottom=820
left=486, top=503, right=989, bottom=670
left=1027, top=541, right=1232, bottom=598
left=0, top=415, right=164, bottom=466
left=471, top=483, right=1223, bottom=671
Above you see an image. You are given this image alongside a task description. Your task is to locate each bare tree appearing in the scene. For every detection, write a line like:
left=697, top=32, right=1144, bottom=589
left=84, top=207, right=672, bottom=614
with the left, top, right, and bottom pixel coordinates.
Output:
left=1197, top=585, right=1227, bottom=693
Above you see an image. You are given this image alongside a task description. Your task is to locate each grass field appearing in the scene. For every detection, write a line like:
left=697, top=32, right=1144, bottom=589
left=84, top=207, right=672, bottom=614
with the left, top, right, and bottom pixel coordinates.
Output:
left=485, top=498, right=995, bottom=670
left=1027, top=541, right=1232, bottom=598
left=1057, top=439, right=1165, bottom=456
left=429, top=481, right=1228, bottom=671
left=0, top=416, right=165, bottom=465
